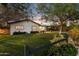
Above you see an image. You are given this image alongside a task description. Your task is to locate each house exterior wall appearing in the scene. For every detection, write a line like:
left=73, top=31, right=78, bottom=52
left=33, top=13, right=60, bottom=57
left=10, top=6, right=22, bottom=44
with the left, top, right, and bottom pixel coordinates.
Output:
left=66, top=21, right=71, bottom=26
left=78, top=20, right=79, bottom=24
left=10, top=20, right=46, bottom=35
left=10, top=21, right=32, bottom=35
left=29, top=21, right=41, bottom=31
left=29, top=21, right=46, bottom=32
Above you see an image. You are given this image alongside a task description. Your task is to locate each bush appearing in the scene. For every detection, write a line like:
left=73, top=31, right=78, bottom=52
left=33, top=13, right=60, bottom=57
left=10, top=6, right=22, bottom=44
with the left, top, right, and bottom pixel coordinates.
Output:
left=68, top=26, right=79, bottom=45
left=31, top=31, right=39, bottom=34
left=48, top=46, right=61, bottom=56
left=13, top=32, right=28, bottom=35
left=69, top=28, right=79, bottom=40
left=48, top=44, right=78, bottom=56
left=60, top=44, right=78, bottom=56
left=61, top=33, right=69, bottom=39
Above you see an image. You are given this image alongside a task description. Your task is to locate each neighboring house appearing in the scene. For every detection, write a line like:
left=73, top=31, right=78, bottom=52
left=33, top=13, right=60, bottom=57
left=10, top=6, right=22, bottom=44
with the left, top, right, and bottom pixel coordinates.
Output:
left=73, top=20, right=79, bottom=25
left=66, top=20, right=72, bottom=27
left=8, top=19, right=46, bottom=35
left=66, top=20, right=79, bottom=26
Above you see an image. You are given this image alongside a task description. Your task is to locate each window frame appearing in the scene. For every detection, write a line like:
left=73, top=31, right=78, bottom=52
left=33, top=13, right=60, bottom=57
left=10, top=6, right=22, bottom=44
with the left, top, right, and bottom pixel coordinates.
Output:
left=15, top=25, right=24, bottom=30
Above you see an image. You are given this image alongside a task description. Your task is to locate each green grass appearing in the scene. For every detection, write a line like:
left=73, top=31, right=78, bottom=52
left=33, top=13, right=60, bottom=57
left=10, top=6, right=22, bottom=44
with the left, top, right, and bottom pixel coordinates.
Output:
left=0, top=35, right=26, bottom=56
left=0, top=32, right=65, bottom=56
left=25, top=32, right=64, bottom=48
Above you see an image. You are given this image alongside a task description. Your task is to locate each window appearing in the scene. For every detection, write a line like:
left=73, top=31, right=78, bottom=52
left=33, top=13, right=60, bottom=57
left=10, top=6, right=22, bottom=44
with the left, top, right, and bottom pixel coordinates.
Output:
left=15, top=25, right=23, bottom=30
left=39, top=26, right=45, bottom=30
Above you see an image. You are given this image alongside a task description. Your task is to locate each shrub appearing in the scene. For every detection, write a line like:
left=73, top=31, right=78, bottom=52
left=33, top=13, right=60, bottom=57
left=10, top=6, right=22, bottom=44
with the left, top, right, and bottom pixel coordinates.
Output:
left=48, top=44, right=78, bottom=56
left=61, top=33, right=69, bottom=39
left=13, top=32, right=28, bottom=35
left=60, top=44, right=78, bottom=56
left=68, top=26, right=79, bottom=45
left=48, top=46, right=61, bottom=56
left=31, top=31, right=39, bottom=34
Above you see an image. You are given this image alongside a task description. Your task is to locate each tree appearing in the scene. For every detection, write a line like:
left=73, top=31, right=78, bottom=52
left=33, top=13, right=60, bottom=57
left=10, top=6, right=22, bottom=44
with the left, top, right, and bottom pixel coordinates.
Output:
left=0, top=3, right=34, bottom=28
left=0, top=3, right=32, bottom=22
left=37, top=3, right=79, bottom=33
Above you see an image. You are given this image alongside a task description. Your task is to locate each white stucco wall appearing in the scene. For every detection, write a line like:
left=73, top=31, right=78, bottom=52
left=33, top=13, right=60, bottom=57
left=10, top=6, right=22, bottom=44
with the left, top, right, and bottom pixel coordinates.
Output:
left=29, top=21, right=46, bottom=31
left=10, top=20, right=46, bottom=35
left=10, top=21, right=32, bottom=35
left=66, top=21, right=71, bottom=27
left=29, top=22, right=40, bottom=31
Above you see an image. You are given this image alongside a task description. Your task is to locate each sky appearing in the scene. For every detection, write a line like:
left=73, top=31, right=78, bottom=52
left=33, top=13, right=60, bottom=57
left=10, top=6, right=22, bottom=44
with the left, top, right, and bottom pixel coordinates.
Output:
left=28, top=3, right=53, bottom=26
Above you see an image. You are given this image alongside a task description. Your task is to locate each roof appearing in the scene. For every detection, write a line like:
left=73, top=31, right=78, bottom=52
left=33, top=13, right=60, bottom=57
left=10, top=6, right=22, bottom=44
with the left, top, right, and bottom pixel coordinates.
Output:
left=8, top=18, right=43, bottom=26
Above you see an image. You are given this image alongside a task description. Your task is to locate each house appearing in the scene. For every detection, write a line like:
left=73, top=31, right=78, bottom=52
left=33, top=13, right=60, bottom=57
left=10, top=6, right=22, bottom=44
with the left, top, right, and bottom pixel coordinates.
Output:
left=8, top=18, right=46, bottom=35
left=66, top=20, right=79, bottom=26
left=73, top=20, right=79, bottom=25
left=66, top=20, right=73, bottom=27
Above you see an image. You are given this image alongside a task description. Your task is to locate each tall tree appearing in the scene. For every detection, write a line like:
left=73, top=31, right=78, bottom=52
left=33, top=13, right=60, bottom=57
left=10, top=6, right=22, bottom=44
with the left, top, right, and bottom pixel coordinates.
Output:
left=37, top=3, right=79, bottom=33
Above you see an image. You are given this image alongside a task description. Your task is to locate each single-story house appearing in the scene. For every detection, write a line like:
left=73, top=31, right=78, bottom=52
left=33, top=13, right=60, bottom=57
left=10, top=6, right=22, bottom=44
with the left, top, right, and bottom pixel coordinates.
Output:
left=8, top=18, right=46, bottom=35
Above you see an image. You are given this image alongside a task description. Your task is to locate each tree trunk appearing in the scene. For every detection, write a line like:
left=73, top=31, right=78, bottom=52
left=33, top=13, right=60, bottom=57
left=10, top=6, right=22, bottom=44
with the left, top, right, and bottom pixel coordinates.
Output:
left=59, top=25, right=63, bottom=34
left=59, top=20, right=63, bottom=34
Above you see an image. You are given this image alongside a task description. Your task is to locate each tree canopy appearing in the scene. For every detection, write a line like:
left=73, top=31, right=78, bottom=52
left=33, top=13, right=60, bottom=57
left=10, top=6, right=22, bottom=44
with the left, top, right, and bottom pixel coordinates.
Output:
left=0, top=3, right=32, bottom=22
left=37, top=3, right=79, bottom=33
left=37, top=3, right=79, bottom=20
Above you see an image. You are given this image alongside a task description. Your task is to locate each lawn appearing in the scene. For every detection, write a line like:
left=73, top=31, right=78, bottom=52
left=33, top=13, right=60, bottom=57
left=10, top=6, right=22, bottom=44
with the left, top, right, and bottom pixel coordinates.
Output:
left=0, top=32, right=64, bottom=56
left=0, top=32, right=77, bottom=56
left=0, top=35, right=26, bottom=56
